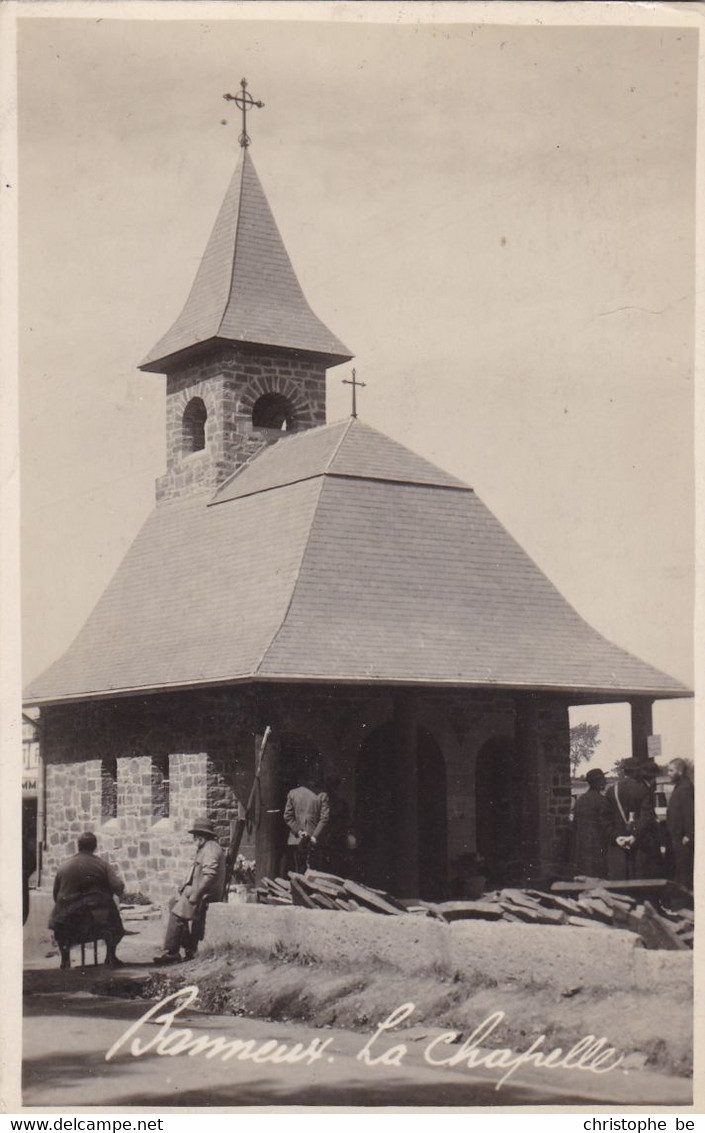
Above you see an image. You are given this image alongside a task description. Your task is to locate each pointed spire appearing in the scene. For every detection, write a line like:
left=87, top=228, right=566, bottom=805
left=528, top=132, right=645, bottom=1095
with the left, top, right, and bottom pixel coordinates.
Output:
left=140, top=148, right=352, bottom=373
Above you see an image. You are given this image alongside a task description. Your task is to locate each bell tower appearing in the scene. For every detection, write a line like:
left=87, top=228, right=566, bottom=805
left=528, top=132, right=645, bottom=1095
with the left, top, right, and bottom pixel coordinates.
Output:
left=139, top=82, right=352, bottom=504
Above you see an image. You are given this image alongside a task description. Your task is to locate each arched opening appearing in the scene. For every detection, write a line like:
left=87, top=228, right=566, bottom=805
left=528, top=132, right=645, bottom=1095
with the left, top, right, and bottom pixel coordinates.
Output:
left=182, top=397, right=207, bottom=454
left=252, top=392, right=294, bottom=431
left=475, top=736, right=523, bottom=886
left=355, top=723, right=447, bottom=899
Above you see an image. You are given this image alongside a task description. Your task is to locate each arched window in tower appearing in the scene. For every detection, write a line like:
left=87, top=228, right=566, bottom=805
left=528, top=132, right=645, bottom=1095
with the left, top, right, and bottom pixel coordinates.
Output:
left=182, top=397, right=207, bottom=454
left=252, top=392, right=294, bottom=432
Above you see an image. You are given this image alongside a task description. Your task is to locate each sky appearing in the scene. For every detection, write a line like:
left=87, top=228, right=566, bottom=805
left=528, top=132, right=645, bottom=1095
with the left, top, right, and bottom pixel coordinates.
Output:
left=15, top=6, right=698, bottom=774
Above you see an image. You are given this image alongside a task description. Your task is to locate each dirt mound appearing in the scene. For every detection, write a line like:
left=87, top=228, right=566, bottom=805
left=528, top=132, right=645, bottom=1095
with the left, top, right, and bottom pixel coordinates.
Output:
left=127, top=943, right=692, bottom=1079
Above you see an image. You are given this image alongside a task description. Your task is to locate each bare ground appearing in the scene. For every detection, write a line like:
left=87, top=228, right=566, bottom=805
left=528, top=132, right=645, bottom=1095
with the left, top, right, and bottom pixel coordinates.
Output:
left=24, top=893, right=692, bottom=1082
left=123, top=941, right=692, bottom=1079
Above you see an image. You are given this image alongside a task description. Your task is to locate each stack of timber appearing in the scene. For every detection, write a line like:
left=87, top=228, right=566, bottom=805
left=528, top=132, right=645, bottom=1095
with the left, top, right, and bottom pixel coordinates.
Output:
left=254, top=871, right=693, bottom=949
left=256, top=871, right=426, bottom=916
left=427, top=885, right=693, bottom=949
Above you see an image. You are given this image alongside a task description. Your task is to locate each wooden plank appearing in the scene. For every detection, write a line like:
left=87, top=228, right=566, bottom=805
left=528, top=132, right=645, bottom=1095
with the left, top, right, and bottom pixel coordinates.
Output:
left=306, top=870, right=345, bottom=886
left=263, top=878, right=290, bottom=896
left=342, top=879, right=405, bottom=915
left=309, top=881, right=345, bottom=899
left=432, top=901, right=504, bottom=923
left=588, top=888, right=634, bottom=911
left=568, top=916, right=612, bottom=930
left=289, top=875, right=317, bottom=908
left=576, top=898, right=613, bottom=925
left=531, top=893, right=583, bottom=916
left=641, top=901, right=690, bottom=951
left=500, top=904, right=540, bottom=923
left=500, top=889, right=545, bottom=911
left=552, top=879, right=671, bottom=900
left=310, top=893, right=338, bottom=911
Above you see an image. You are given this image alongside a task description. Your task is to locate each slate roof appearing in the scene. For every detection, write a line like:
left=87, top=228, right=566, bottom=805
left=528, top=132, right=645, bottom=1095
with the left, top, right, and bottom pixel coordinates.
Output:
left=25, top=419, right=689, bottom=705
left=139, top=149, right=352, bottom=372
left=211, top=418, right=469, bottom=503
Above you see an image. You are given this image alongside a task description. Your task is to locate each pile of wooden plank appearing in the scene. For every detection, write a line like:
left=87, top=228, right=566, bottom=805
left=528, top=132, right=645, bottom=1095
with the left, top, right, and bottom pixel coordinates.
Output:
left=256, top=871, right=426, bottom=916
left=254, top=871, right=693, bottom=949
left=428, top=887, right=693, bottom=949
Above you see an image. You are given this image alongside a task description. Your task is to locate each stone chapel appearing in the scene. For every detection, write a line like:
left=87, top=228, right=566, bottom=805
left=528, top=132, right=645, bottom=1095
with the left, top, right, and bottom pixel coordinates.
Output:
left=24, top=99, right=690, bottom=907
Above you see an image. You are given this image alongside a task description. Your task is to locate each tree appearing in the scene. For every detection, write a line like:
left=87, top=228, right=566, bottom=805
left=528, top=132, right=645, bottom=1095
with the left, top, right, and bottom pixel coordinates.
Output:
left=569, top=722, right=601, bottom=777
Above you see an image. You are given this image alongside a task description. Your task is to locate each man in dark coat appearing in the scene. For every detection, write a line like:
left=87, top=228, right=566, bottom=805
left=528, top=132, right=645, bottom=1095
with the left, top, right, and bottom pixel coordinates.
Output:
left=154, top=817, right=226, bottom=965
left=604, top=758, right=661, bottom=881
left=573, top=768, right=610, bottom=878
left=284, top=776, right=330, bottom=873
left=666, top=758, right=694, bottom=890
left=49, top=831, right=125, bottom=969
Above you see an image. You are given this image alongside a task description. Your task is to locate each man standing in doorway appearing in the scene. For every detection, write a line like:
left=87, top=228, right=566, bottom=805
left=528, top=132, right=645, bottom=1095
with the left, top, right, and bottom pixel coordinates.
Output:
left=666, top=758, right=694, bottom=891
left=284, top=774, right=330, bottom=874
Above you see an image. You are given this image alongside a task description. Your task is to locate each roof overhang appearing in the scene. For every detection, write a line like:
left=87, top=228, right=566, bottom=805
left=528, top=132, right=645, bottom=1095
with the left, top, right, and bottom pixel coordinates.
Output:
left=24, top=672, right=693, bottom=709
left=138, top=335, right=353, bottom=375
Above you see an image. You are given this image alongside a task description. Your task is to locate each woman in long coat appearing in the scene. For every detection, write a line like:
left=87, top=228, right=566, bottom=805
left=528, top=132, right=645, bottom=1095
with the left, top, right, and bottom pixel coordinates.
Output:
left=574, top=768, right=611, bottom=878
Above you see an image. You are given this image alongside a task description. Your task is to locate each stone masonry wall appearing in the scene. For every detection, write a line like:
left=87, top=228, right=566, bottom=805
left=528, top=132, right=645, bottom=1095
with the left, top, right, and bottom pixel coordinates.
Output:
left=536, top=698, right=573, bottom=876
left=39, top=684, right=571, bottom=906
left=156, top=345, right=327, bottom=504
left=40, top=691, right=258, bottom=907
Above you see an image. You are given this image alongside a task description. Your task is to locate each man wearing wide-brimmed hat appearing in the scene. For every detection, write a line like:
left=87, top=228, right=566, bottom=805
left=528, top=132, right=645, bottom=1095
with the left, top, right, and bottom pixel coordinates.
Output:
left=154, top=817, right=225, bottom=965
left=604, top=758, right=661, bottom=881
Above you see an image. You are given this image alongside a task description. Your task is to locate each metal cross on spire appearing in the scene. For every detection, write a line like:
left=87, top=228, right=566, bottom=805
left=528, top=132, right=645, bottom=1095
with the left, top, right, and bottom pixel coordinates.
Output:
left=223, top=78, right=264, bottom=148
left=342, top=368, right=366, bottom=419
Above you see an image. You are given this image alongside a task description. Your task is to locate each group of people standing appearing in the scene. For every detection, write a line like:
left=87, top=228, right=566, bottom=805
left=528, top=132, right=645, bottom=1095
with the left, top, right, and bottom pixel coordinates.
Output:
left=573, top=758, right=694, bottom=889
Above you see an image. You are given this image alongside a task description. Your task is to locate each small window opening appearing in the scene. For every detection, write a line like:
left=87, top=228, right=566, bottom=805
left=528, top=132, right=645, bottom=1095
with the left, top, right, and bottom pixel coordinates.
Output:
left=183, top=397, right=207, bottom=454
left=101, top=755, right=118, bottom=820
left=252, top=392, right=294, bottom=431
left=151, top=753, right=170, bottom=820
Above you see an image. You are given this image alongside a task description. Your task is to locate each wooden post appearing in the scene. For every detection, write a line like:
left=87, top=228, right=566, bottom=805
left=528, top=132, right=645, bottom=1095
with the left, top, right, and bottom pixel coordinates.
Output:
left=254, top=734, right=281, bottom=883
left=630, top=699, right=654, bottom=763
left=393, top=692, right=419, bottom=897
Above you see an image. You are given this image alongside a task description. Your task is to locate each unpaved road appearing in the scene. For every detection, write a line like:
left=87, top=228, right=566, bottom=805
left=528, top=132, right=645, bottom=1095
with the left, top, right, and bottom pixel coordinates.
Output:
left=21, top=894, right=692, bottom=1110
left=23, top=976, right=691, bottom=1109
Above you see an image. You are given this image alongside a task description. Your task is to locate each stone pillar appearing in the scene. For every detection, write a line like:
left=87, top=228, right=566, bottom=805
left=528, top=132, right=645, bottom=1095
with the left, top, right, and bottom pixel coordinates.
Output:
left=255, top=735, right=282, bottom=883
left=630, top=699, right=654, bottom=763
left=393, top=692, right=419, bottom=897
left=515, top=693, right=546, bottom=882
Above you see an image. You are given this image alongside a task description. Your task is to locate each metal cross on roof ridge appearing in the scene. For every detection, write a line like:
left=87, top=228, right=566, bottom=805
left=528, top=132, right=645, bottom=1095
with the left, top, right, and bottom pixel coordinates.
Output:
left=342, top=368, right=366, bottom=420
left=223, top=78, right=264, bottom=148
